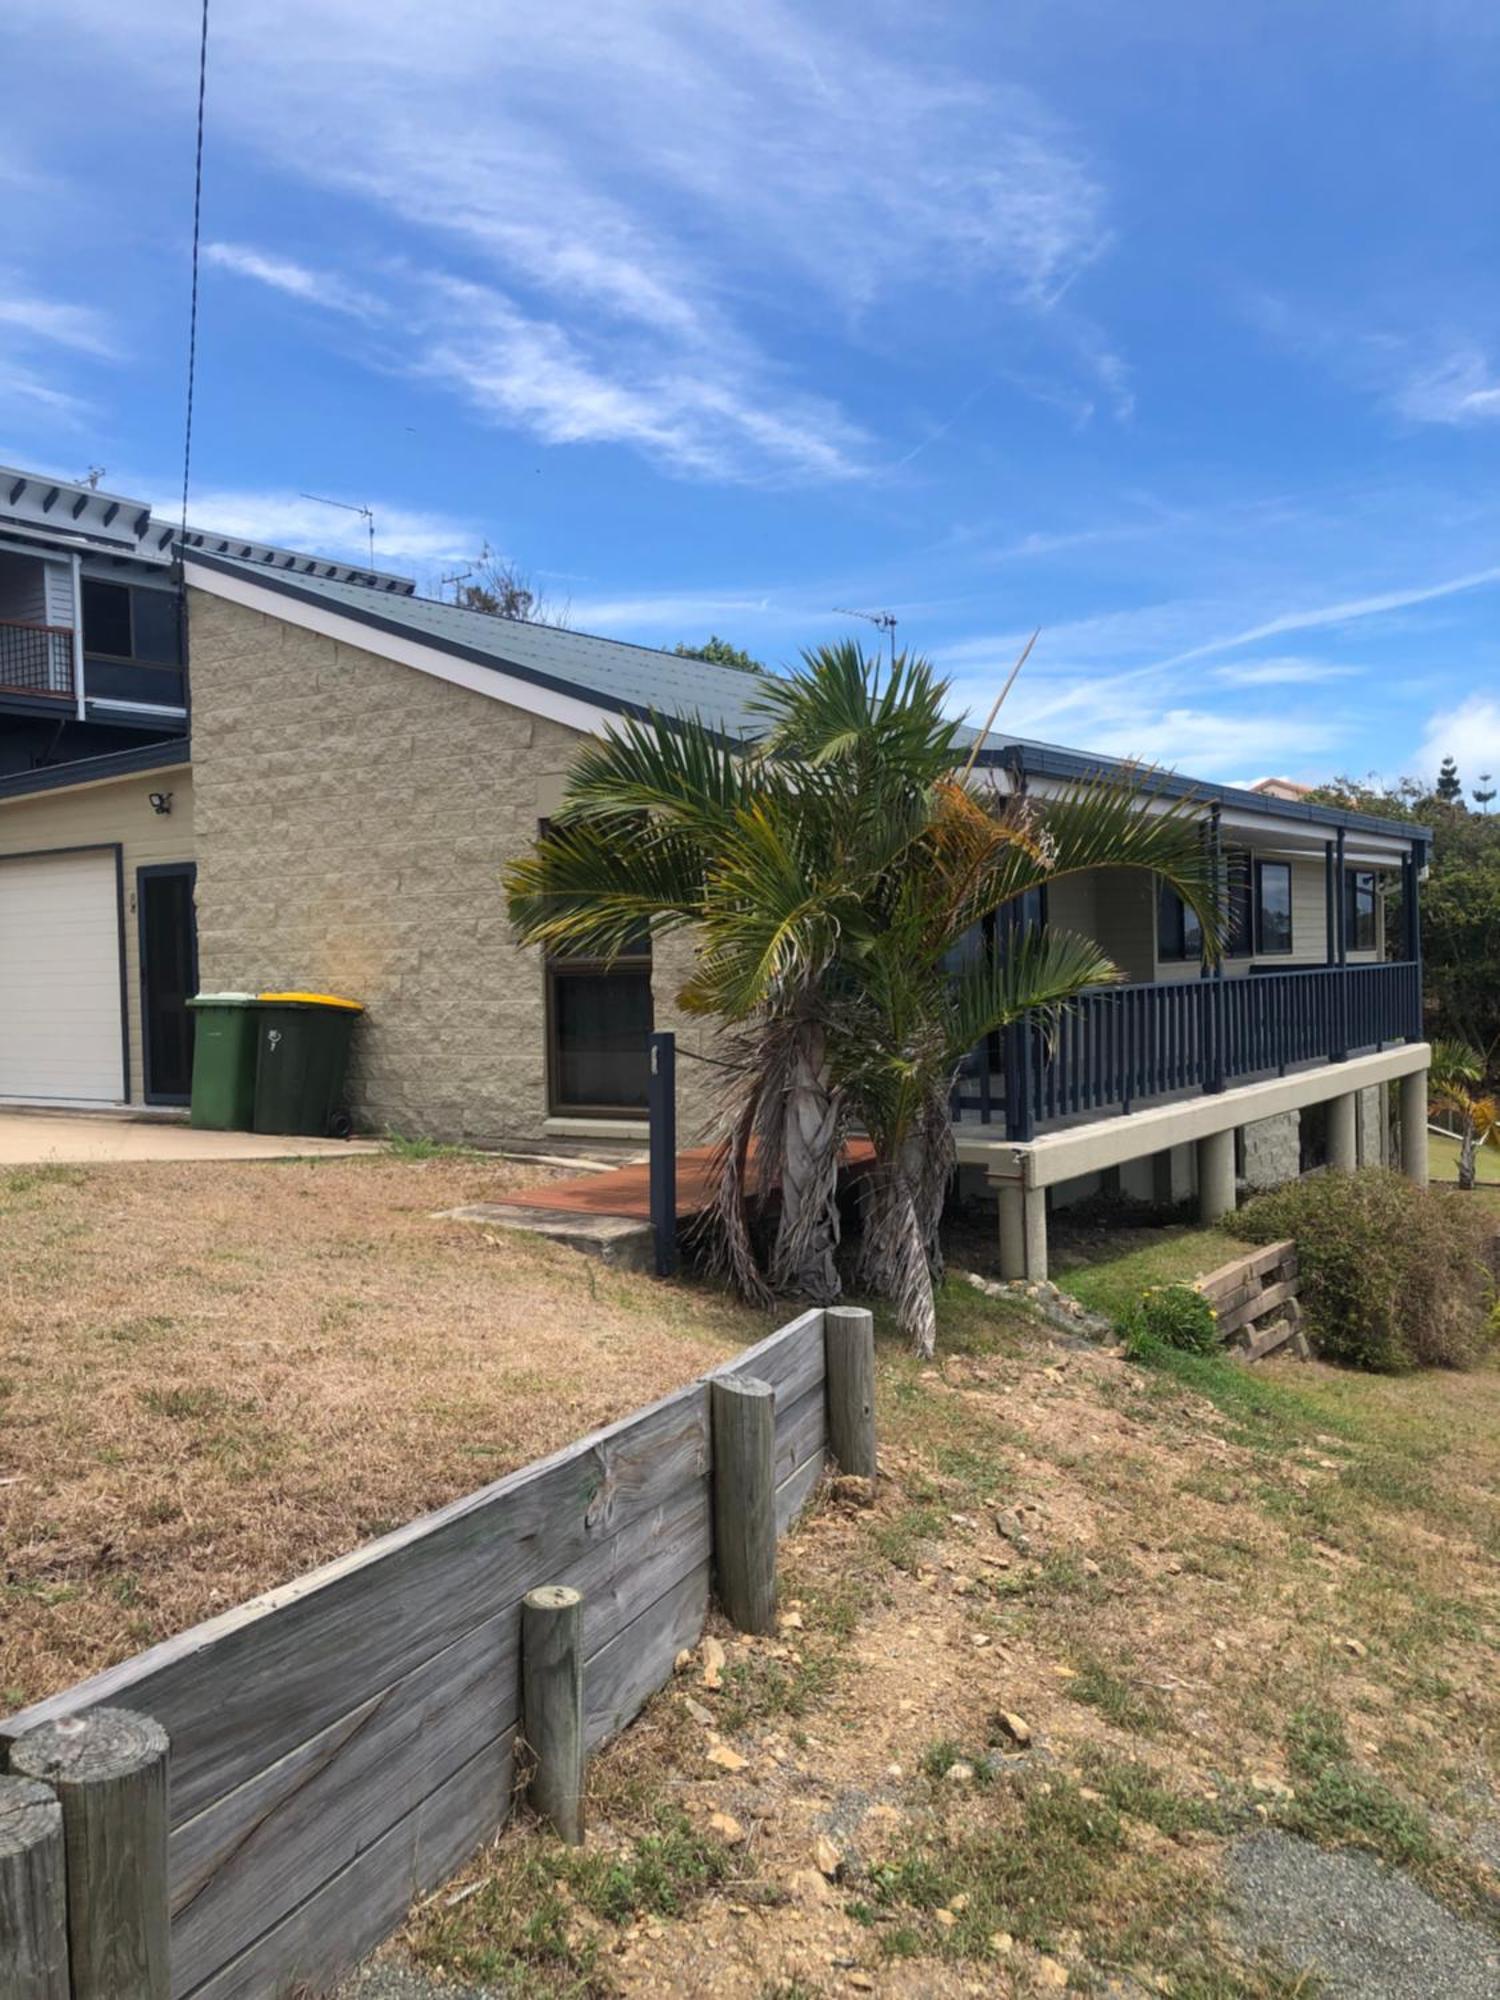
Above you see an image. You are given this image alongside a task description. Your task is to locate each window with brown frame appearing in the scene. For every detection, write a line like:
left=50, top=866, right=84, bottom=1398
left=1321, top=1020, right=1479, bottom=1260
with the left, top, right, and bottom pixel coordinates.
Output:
left=545, top=949, right=653, bottom=1113
left=536, top=818, right=653, bottom=1114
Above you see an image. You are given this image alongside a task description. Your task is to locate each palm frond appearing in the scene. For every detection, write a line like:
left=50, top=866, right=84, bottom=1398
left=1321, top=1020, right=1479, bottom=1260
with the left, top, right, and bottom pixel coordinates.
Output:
left=504, top=820, right=703, bottom=957
left=945, top=925, right=1121, bottom=1060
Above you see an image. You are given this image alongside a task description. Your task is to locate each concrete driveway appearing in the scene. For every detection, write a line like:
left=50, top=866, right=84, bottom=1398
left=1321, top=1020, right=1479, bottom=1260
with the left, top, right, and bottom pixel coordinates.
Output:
left=0, top=1109, right=382, bottom=1165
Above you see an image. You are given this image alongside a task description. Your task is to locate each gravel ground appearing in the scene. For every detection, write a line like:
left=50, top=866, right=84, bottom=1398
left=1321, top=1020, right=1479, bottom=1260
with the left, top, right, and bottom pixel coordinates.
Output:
left=1226, top=1830, right=1500, bottom=1999
left=337, top=1961, right=500, bottom=2000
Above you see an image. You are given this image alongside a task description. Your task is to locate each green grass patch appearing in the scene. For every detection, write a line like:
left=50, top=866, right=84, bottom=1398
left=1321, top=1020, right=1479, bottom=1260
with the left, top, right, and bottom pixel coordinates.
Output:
left=1429, top=1130, right=1500, bottom=1187
left=1065, top=1654, right=1171, bottom=1736
left=1279, top=1705, right=1437, bottom=1867
left=1052, top=1225, right=1246, bottom=1323
left=409, top=1803, right=738, bottom=1996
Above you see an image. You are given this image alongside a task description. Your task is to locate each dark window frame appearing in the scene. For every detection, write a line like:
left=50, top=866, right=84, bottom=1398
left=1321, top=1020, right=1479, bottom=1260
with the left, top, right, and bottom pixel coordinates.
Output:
left=1255, top=859, right=1294, bottom=956
left=136, top=861, right=198, bottom=1106
left=1225, top=847, right=1254, bottom=958
left=81, top=579, right=183, bottom=668
left=1344, top=868, right=1377, bottom=953
left=544, top=951, right=653, bottom=1117
left=538, top=817, right=653, bottom=1118
left=1156, top=878, right=1204, bottom=963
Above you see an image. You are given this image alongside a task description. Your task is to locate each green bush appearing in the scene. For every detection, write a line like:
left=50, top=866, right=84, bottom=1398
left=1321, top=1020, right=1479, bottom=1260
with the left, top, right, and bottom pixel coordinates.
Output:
left=1118, top=1282, right=1219, bottom=1358
left=1234, top=1167, right=1496, bottom=1372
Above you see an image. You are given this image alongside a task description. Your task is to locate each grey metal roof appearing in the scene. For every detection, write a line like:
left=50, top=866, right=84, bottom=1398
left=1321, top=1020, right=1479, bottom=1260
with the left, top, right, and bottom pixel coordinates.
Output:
left=0, top=739, right=191, bottom=803
left=186, top=551, right=773, bottom=738
left=185, top=550, right=1428, bottom=848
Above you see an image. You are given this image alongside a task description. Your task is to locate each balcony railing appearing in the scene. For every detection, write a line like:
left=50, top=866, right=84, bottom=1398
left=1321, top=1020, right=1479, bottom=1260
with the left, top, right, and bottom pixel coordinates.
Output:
left=953, top=960, right=1423, bottom=1141
left=0, top=619, right=74, bottom=700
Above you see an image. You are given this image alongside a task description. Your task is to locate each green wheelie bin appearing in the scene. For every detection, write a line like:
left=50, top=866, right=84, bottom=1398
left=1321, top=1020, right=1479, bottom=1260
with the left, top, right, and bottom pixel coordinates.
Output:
left=252, top=992, right=363, bottom=1138
left=187, top=994, right=261, bottom=1130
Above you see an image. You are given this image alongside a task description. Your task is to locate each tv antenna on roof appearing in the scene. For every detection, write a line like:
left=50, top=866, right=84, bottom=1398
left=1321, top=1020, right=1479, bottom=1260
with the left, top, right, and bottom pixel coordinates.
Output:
left=440, top=566, right=474, bottom=603
left=834, top=606, right=899, bottom=669
left=300, top=492, right=376, bottom=567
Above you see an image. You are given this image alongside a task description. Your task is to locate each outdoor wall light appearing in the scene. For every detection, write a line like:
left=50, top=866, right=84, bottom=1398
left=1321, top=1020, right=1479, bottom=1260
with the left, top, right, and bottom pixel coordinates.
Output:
left=149, top=791, right=173, bottom=815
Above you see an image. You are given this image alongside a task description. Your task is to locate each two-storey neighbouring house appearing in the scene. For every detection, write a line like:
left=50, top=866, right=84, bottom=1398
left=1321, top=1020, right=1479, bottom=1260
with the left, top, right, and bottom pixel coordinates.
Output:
left=0, top=466, right=414, bottom=1105
left=0, top=458, right=1431, bottom=1279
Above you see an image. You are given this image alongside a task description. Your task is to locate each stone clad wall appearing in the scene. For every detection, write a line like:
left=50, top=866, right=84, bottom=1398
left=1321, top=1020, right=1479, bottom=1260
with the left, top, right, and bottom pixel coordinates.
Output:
left=1241, top=1109, right=1302, bottom=1190
left=188, top=588, right=711, bottom=1145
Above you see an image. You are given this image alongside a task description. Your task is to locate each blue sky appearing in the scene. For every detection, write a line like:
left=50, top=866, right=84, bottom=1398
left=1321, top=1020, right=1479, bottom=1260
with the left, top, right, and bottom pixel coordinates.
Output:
left=3, top=0, right=1498, bottom=786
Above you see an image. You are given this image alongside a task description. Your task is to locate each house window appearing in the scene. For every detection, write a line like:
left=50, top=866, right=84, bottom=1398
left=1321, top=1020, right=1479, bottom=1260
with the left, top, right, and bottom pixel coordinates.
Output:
left=546, top=952, right=653, bottom=1112
left=538, top=818, right=652, bottom=1115
left=81, top=579, right=133, bottom=658
left=1255, top=860, right=1293, bottom=955
left=1225, top=848, right=1253, bottom=957
left=1157, top=878, right=1203, bottom=963
left=1344, top=869, right=1377, bottom=953
left=80, top=580, right=183, bottom=665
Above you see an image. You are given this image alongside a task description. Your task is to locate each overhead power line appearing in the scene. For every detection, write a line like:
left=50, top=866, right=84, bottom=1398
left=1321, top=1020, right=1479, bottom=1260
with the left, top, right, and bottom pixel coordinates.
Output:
left=180, top=0, right=211, bottom=540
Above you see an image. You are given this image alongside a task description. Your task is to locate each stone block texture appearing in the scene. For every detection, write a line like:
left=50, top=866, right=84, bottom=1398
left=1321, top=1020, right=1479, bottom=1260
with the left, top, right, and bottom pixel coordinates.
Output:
left=1241, top=1109, right=1301, bottom=1190
left=1357, top=1084, right=1387, bottom=1167
left=188, top=589, right=722, bottom=1146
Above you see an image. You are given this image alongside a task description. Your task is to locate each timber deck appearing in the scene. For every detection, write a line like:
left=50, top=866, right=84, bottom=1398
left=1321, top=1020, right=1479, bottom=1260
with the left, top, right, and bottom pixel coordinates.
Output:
left=505, top=1139, right=877, bottom=1223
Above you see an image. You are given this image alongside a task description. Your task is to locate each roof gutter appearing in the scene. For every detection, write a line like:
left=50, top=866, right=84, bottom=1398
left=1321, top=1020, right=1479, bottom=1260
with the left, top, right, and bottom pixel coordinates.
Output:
left=987, top=740, right=1430, bottom=850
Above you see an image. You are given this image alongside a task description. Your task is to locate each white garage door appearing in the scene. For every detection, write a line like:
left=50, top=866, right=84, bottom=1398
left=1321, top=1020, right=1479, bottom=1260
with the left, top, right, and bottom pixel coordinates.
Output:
left=0, top=849, right=125, bottom=1104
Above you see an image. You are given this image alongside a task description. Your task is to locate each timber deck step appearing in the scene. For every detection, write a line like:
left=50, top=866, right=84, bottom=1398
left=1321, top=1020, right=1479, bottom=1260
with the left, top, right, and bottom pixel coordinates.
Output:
left=503, top=1139, right=877, bottom=1224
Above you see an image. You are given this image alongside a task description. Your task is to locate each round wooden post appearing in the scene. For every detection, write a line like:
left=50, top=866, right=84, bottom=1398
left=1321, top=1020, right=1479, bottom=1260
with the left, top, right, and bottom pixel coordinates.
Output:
left=824, top=1305, right=877, bottom=1481
left=711, top=1374, right=777, bottom=1634
left=10, top=1708, right=170, bottom=2000
left=0, top=1775, right=70, bottom=2000
left=521, top=1585, right=585, bottom=1844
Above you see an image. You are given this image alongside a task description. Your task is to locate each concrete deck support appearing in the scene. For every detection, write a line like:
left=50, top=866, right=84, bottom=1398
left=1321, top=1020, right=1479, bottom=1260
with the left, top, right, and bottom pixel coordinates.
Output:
left=1327, top=1090, right=1359, bottom=1172
left=1399, top=1068, right=1430, bottom=1185
left=1197, top=1128, right=1237, bottom=1224
left=998, top=1183, right=1048, bottom=1283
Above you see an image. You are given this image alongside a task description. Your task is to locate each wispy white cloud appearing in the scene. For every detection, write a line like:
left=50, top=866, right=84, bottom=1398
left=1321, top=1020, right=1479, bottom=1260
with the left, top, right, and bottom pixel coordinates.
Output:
left=0, top=362, right=93, bottom=424
left=0, top=289, right=115, bottom=357
left=180, top=487, right=476, bottom=568
left=1211, top=656, right=1361, bottom=687
left=203, top=242, right=384, bottom=320
left=1417, top=696, right=1500, bottom=787
left=421, top=278, right=869, bottom=482
left=1392, top=346, right=1500, bottom=426
left=973, top=670, right=1347, bottom=776
left=1250, top=290, right=1500, bottom=431
left=1148, top=564, right=1500, bottom=670
left=19, top=0, right=1121, bottom=479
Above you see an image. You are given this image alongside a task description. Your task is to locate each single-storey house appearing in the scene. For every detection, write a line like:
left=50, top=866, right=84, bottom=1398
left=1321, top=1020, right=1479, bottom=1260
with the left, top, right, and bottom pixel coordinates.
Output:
left=0, top=462, right=1432, bottom=1279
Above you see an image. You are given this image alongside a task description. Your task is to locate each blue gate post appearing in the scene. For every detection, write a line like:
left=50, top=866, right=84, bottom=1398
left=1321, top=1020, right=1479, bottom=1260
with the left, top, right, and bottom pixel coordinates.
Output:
left=648, top=1031, right=678, bottom=1278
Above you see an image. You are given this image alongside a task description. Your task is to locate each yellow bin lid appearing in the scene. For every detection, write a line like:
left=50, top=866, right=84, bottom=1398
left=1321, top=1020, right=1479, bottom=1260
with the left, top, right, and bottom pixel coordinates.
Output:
left=257, top=991, right=364, bottom=1012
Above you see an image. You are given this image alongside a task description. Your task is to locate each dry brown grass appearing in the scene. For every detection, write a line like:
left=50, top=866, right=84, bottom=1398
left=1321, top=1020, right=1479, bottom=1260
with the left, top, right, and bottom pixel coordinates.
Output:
left=0, top=1155, right=769, bottom=1712
left=402, top=1279, right=1500, bottom=1997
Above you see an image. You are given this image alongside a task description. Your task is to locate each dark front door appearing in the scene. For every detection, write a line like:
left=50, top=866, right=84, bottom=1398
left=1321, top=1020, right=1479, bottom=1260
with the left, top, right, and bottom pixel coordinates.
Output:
left=138, top=863, right=198, bottom=1104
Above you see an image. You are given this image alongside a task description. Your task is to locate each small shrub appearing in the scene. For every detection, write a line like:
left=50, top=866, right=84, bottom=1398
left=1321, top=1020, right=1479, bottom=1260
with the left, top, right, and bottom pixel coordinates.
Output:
left=1235, top=1168, right=1496, bottom=1371
left=1118, top=1282, right=1219, bottom=1358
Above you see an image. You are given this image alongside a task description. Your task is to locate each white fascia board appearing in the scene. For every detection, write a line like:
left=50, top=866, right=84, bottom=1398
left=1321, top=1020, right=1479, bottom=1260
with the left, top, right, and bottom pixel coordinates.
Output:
left=956, top=1041, right=1431, bottom=1188
left=0, top=760, right=188, bottom=810
left=184, top=558, right=616, bottom=740
left=1018, top=770, right=1411, bottom=859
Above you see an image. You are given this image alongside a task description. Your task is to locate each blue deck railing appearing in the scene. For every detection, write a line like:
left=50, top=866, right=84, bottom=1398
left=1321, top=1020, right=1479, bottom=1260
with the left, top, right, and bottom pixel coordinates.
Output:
left=952, top=960, right=1423, bottom=1142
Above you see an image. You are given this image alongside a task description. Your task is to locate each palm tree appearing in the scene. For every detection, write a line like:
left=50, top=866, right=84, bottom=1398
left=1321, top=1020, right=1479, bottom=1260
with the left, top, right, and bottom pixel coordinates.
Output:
left=505, top=642, right=1223, bottom=1349
left=1428, top=1039, right=1500, bottom=1191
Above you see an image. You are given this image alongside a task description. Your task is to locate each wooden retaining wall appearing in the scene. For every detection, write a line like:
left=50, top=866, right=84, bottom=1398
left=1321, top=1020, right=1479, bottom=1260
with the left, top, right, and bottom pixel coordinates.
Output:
left=0, top=1308, right=834, bottom=1999
left=1195, top=1240, right=1309, bottom=1361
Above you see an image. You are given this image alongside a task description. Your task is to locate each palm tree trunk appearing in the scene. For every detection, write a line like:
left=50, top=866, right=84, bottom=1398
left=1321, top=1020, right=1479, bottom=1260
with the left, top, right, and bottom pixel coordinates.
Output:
left=1459, top=1118, right=1477, bottom=1192
left=857, top=1160, right=938, bottom=1356
left=769, top=1025, right=844, bottom=1303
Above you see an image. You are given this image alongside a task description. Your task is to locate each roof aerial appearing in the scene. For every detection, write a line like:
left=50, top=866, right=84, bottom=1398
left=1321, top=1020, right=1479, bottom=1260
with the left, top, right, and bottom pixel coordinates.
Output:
left=0, top=463, right=417, bottom=595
